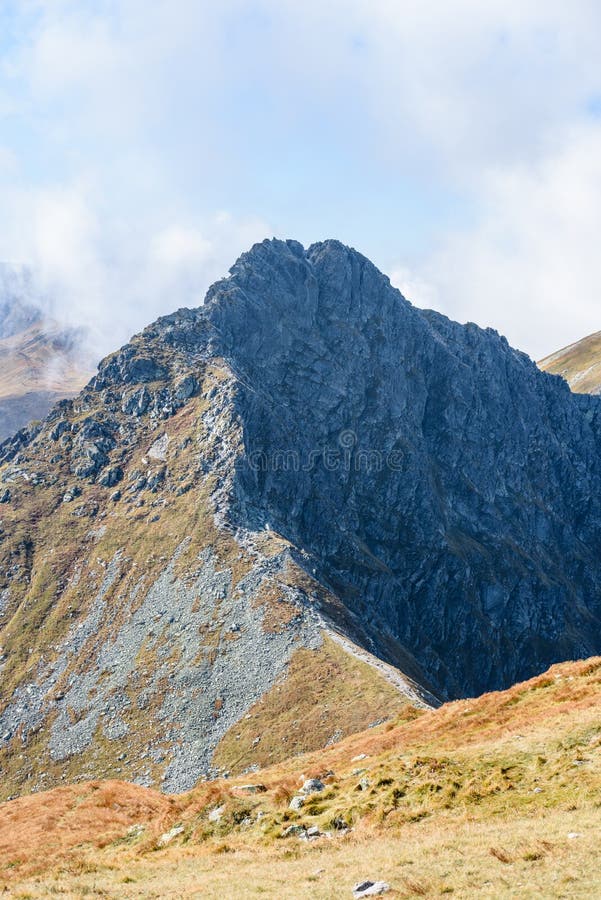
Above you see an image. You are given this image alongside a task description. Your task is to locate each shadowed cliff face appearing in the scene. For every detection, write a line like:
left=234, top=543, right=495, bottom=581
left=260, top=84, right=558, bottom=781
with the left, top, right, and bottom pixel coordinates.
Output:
left=204, top=239, right=601, bottom=698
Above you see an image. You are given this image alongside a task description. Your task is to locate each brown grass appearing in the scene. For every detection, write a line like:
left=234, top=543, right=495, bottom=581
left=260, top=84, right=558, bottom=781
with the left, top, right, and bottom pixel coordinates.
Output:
left=0, top=655, right=600, bottom=897
left=539, top=329, right=601, bottom=393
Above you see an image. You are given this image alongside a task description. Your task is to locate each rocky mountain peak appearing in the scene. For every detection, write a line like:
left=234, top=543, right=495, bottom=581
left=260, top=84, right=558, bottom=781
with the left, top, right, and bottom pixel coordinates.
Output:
left=1, top=238, right=601, bottom=798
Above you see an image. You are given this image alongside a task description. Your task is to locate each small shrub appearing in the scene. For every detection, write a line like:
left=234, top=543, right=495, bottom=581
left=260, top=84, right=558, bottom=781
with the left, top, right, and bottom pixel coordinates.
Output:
left=402, top=876, right=429, bottom=895
left=489, top=847, right=513, bottom=864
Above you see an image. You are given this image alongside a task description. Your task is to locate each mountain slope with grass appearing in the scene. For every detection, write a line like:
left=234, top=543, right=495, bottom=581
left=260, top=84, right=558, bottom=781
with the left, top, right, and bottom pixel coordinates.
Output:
left=1, top=238, right=601, bottom=802
left=1, top=655, right=600, bottom=898
left=539, top=330, right=601, bottom=395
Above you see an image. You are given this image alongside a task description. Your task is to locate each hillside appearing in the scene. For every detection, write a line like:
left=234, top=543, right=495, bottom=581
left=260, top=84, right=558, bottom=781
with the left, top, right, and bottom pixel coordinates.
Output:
left=539, top=331, right=601, bottom=395
left=0, top=293, right=90, bottom=441
left=1, top=655, right=600, bottom=898
left=1, top=238, right=601, bottom=801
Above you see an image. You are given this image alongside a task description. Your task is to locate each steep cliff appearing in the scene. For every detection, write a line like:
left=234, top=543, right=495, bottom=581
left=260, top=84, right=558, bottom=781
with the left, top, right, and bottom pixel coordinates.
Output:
left=210, top=239, right=601, bottom=697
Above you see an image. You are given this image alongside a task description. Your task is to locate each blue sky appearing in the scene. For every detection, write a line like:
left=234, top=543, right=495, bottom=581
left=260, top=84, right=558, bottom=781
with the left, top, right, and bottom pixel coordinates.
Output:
left=1, top=1, right=601, bottom=358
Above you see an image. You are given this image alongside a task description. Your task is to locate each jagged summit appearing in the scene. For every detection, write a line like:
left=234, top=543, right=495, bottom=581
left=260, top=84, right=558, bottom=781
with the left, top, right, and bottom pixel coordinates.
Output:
left=1, top=238, right=601, bottom=798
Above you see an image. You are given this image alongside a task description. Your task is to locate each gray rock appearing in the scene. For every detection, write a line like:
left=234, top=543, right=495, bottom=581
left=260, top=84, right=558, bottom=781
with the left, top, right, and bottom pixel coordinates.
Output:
left=352, top=882, right=390, bottom=897
left=50, top=420, right=71, bottom=442
left=158, top=824, right=184, bottom=846
left=301, top=778, right=325, bottom=794
left=98, top=466, right=123, bottom=488
left=148, top=434, right=169, bottom=460
left=208, top=805, right=225, bottom=823
left=175, top=374, right=198, bottom=401
left=205, top=238, right=601, bottom=699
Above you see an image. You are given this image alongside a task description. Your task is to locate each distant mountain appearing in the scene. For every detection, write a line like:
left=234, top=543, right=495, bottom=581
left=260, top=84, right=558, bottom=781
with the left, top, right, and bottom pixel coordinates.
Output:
left=0, top=270, right=91, bottom=440
left=1, top=239, right=601, bottom=801
left=539, top=331, right=601, bottom=394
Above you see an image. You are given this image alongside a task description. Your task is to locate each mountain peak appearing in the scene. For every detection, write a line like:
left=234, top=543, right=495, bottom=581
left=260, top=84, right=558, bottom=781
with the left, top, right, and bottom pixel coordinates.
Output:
left=1, top=239, right=601, bottom=799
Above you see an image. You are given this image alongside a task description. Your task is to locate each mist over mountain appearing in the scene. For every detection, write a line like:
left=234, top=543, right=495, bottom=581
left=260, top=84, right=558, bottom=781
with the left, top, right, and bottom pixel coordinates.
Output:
left=0, top=266, right=91, bottom=441
left=0, top=266, right=41, bottom=339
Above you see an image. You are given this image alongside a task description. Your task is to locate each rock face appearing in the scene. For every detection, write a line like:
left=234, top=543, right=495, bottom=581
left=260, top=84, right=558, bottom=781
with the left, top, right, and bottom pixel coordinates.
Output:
left=209, top=239, right=601, bottom=697
left=1, top=238, right=601, bottom=797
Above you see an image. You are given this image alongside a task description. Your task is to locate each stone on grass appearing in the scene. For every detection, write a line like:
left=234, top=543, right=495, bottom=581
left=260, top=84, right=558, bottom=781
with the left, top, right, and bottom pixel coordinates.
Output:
left=158, top=824, right=184, bottom=846
left=300, top=778, right=324, bottom=794
left=352, top=881, right=391, bottom=897
left=208, top=805, right=225, bottom=823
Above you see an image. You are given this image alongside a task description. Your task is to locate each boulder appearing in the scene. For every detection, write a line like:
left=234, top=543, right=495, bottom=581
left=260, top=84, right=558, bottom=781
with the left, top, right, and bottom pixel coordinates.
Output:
left=301, top=778, right=325, bottom=794
left=352, top=882, right=391, bottom=897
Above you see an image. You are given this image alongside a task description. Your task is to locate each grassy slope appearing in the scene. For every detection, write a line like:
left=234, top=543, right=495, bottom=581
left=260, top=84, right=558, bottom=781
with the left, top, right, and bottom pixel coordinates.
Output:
left=2, top=655, right=600, bottom=898
left=539, top=331, right=601, bottom=394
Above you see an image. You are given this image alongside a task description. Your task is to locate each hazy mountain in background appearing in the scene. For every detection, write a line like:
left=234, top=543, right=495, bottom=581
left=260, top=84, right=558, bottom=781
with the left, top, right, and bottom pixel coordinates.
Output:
left=539, top=331, right=601, bottom=395
left=0, top=266, right=91, bottom=441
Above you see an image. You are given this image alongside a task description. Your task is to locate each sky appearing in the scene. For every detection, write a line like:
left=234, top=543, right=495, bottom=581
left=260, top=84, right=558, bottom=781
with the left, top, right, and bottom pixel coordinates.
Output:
left=1, top=1, right=601, bottom=360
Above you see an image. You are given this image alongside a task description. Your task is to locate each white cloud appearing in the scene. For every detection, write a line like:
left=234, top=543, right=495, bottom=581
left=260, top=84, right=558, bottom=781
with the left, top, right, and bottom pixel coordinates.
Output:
left=390, top=266, right=439, bottom=311
left=0, top=177, right=271, bottom=358
left=417, top=126, right=601, bottom=357
left=2, top=1, right=601, bottom=362
left=152, top=226, right=212, bottom=268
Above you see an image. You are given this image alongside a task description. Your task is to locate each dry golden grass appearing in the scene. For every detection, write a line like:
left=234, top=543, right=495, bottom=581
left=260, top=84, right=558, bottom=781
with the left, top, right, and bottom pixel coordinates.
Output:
left=0, top=781, right=172, bottom=880
left=1, top=656, right=600, bottom=897
left=539, top=329, right=601, bottom=393
left=7, top=808, right=601, bottom=899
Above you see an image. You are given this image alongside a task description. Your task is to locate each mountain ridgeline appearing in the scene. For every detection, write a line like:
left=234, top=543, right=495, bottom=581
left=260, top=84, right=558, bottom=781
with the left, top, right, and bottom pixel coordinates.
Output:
left=1, top=238, right=600, bottom=796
